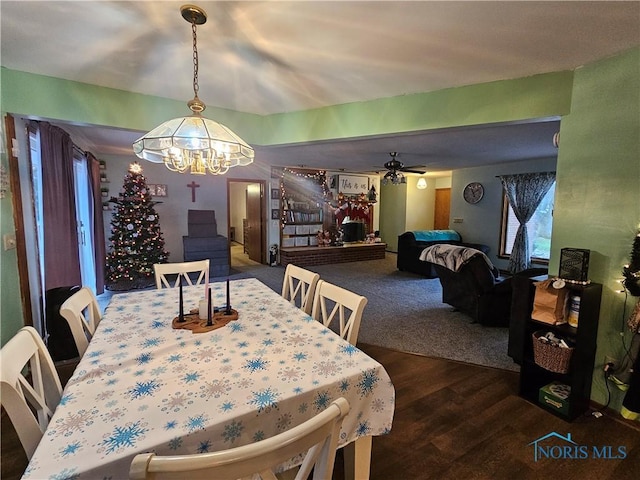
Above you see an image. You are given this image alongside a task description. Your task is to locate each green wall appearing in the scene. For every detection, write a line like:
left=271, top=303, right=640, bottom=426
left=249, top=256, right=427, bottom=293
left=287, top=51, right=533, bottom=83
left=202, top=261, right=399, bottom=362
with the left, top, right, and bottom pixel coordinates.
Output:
left=378, top=176, right=438, bottom=252
left=2, top=67, right=573, bottom=147
left=261, top=71, right=573, bottom=145
left=0, top=157, right=24, bottom=346
left=550, top=47, right=640, bottom=412
left=0, top=68, right=263, bottom=144
left=379, top=182, right=408, bottom=252
left=1, top=48, right=638, bottom=415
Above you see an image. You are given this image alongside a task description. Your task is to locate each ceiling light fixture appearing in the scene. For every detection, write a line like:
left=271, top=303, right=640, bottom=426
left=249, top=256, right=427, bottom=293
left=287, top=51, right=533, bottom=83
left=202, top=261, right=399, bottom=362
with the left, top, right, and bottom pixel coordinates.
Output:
left=382, top=170, right=406, bottom=185
left=133, top=4, right=254, bottom=175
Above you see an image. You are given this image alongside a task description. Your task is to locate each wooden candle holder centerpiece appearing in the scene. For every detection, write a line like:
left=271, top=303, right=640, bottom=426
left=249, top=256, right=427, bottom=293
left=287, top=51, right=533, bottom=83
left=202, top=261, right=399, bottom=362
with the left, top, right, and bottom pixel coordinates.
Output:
left=172, top=278, right=238, bottom=333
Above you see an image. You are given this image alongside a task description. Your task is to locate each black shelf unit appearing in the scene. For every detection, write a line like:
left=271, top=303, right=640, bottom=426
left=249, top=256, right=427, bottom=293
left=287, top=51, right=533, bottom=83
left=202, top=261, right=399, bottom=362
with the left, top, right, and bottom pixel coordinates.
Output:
left=513, top=275, right=602, bottom=421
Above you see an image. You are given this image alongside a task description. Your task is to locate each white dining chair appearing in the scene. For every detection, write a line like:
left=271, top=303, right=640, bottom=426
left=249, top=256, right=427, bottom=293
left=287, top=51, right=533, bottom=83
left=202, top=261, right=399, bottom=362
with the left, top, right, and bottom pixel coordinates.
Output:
left=281, top=264, right=320, bottom=314
left=311, top=280, right=368, bottom=346
left=0, top=326, right=63, bottom=460
left=59, top=286, right=102, bottom=357
left=153, top=260, right=210, bottom=289
left=129, top=397, right=349, bottom=480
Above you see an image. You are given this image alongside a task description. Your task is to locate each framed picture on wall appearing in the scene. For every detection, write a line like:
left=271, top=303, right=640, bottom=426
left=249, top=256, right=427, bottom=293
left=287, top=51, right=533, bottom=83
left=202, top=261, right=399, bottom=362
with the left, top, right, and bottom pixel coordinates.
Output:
left=271, top=209, right=280, bottom=220
left=271, top=189, right=280, bottom=199
left=338, top=175, right=369, bottom=194
left=148, top=184, right=168, bottom=197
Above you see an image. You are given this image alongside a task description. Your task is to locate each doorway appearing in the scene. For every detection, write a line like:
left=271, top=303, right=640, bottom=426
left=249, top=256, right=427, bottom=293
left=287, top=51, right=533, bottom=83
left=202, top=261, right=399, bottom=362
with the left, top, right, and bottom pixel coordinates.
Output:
left=227, top=179, right=266, bottom=269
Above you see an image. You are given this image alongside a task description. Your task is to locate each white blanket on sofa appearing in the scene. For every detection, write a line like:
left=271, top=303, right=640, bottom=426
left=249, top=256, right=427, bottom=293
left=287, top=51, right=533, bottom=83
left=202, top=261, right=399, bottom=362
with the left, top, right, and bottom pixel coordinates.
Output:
left=419, top=243, right=495, bottom=272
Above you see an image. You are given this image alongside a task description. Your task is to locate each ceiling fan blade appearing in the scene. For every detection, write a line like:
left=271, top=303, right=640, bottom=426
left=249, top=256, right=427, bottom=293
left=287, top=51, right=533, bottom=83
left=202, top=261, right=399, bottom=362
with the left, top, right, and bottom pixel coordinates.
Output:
left=399, top=166, right=428, bottom=174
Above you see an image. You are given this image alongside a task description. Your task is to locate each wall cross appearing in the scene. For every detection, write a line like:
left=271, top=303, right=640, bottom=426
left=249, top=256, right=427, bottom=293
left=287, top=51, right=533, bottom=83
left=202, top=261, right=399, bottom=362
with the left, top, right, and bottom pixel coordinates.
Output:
left=187, top=181, right=200, bottom=202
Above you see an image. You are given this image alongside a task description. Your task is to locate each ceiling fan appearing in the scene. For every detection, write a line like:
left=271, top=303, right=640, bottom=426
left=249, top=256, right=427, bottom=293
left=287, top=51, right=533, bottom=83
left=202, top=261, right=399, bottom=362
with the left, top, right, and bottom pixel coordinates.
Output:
left=381, top=152, right=427, bottom=185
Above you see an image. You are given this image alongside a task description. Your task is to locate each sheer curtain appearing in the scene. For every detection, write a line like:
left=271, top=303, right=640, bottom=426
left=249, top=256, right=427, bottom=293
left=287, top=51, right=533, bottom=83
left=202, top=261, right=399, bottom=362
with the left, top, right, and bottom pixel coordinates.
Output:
left=38, top=122, right=82, bottom=289
left=87, top=152, right=106, bottom=293
left=498, top=172, right=556, bottom=273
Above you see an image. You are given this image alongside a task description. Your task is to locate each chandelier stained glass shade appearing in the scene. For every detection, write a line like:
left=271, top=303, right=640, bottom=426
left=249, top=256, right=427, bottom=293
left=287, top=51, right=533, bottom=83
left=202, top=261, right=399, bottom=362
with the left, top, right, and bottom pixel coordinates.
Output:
left=133, top=115, right=255, bottom=175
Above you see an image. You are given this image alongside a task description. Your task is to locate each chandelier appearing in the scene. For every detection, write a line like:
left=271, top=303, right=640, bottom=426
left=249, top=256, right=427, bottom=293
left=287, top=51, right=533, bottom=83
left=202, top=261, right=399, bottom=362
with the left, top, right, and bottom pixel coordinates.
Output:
left=133, top=5, right=254, bottom=175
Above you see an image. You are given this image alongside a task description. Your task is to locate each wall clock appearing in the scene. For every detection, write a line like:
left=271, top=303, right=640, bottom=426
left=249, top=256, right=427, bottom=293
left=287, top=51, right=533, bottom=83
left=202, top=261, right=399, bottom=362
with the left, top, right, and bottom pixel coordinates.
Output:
left=463, top=182, right=484, bottom=204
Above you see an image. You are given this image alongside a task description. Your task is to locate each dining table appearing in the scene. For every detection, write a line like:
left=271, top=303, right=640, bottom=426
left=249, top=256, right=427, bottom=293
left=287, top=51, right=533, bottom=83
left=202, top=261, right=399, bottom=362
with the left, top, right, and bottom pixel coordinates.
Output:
left=23, top=278, right=395, bottom=479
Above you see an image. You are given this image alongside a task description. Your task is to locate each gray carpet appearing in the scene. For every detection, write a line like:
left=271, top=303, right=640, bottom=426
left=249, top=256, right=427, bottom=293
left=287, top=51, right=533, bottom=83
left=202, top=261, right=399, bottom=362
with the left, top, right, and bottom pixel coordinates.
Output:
left=225, top=253, right=519, bottom=372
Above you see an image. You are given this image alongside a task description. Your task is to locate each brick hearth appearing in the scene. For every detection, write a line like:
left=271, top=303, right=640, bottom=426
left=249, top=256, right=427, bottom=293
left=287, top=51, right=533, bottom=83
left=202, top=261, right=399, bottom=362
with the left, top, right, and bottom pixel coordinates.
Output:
left=280, top=243, right=386, bottom=267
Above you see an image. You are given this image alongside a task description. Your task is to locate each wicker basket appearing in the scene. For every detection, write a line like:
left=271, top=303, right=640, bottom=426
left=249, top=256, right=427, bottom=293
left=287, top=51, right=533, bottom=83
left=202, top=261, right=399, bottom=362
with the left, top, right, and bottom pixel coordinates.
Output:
left=532, top=331, right=574, bottom=373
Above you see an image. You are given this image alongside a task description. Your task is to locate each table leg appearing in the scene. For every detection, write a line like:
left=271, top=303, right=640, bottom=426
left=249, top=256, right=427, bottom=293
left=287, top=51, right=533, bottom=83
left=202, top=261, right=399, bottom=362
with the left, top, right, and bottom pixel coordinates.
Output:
left=343, top=435, right=372, bottom=480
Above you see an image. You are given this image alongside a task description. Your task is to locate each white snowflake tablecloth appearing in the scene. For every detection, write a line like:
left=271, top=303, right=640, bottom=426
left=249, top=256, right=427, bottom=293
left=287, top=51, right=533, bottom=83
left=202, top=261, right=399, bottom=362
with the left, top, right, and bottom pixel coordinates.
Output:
left=24, top=278, right=395, bottom=480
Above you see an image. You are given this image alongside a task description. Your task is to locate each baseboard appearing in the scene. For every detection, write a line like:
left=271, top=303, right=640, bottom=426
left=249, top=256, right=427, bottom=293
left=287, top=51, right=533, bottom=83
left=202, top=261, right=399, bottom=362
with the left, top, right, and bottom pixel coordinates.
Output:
left=589, top=400, right=640, bottom=432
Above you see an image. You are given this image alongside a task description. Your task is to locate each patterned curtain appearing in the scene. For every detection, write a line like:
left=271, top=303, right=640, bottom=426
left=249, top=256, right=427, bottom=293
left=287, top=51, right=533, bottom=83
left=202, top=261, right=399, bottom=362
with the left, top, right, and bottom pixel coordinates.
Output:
left=498, top=172, right=556, bottom=273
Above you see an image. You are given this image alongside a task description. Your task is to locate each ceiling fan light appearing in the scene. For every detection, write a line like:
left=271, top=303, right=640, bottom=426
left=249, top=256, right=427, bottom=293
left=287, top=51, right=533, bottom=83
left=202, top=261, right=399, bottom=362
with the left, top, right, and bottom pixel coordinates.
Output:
left=381, top=152, right=409, bottom=186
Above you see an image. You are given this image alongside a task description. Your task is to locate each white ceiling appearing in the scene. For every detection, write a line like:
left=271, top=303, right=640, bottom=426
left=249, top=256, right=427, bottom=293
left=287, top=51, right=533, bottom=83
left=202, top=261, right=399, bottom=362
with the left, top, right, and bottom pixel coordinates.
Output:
left=2, top=1, right=639, bottom=174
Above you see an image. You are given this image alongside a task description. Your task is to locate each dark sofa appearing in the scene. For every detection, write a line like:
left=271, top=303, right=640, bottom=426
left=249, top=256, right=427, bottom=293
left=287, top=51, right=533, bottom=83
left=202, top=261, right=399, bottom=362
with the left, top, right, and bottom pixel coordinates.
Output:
left=397, top=230, right=490, bottom=277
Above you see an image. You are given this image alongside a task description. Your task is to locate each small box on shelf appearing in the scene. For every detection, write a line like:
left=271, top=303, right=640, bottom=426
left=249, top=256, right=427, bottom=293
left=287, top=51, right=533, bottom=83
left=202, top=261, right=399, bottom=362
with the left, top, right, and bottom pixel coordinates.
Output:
left=538, top=381, right=571, bottom=416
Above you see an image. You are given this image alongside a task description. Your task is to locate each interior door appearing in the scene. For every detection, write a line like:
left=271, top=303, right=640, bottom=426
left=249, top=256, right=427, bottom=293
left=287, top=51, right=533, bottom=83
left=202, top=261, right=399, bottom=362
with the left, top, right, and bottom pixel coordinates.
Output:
left=434, top=188, right=451, bottom=230
left=245, top=183, right=263, bottom=263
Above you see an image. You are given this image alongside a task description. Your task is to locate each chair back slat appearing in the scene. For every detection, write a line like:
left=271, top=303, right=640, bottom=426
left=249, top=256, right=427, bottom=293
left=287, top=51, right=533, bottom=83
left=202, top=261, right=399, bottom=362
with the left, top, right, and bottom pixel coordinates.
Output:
left=0, top=326, right=62, bottom=459
left=59, top=286, right=102, bottom=357
left=154, top=260, right=210, bottom=289
left=281, top=264, right=320, bottom=315
left=311, top=281, right=368, bottom=346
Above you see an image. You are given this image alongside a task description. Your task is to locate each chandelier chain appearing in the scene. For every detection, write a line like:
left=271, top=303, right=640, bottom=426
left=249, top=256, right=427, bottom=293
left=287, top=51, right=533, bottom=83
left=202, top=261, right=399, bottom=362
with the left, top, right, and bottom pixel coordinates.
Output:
left=192, top=21, right=199, bottom=99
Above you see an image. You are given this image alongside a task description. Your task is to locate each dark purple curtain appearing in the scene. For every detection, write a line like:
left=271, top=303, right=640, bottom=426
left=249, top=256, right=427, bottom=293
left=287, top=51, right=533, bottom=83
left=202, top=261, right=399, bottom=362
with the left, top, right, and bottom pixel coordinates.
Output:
left=87, top=152, right=106, bottom=294
left=38, top=122, right=81, bottom=290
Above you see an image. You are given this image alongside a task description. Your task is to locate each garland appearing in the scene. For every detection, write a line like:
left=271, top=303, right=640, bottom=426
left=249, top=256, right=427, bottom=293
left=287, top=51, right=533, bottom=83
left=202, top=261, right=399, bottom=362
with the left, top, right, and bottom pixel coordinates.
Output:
left=623, top=231, right=640, bottom=297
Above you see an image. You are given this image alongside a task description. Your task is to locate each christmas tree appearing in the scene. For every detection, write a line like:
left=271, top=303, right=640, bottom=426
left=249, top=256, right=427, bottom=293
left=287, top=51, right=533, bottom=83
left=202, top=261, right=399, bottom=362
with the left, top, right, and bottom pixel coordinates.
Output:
left=105, top=162, right=169, bottom=290
left=623, top=231, right=640, bottom=297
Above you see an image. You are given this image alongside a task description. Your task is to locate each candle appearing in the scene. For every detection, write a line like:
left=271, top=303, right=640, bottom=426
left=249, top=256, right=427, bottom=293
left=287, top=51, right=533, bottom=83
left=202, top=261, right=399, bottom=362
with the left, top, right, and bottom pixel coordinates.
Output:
left=207, top=287, right=212, bottom=326
left=178, top=281, right=185, bottom=322
left=226, top=278, right=231, bottom=314
left=198, top=298, right=208, bottom=320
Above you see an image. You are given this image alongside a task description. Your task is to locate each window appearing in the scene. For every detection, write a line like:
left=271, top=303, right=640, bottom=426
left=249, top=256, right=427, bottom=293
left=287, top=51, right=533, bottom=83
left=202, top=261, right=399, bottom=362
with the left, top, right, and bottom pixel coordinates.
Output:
left=500, top=182, right=555, bottom=261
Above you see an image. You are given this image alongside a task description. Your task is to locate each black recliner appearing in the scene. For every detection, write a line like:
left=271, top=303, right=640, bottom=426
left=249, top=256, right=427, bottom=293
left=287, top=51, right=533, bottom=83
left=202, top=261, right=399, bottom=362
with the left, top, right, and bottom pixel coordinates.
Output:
left=424, top=244, right=547, bottom=327
left=423, top=244, right=511, bottom=326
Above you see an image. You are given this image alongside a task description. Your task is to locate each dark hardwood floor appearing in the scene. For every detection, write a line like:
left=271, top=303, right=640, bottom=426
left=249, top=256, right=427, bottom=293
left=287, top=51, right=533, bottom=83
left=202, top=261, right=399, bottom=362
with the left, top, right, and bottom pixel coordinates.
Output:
left=3, top=345, right=639, bottom=479
left=359, top=344, right=640, bottom=480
